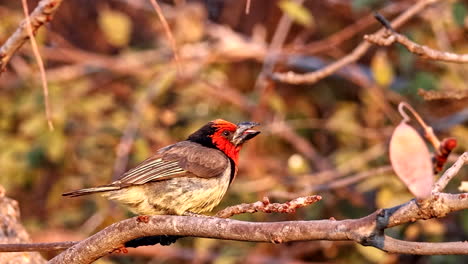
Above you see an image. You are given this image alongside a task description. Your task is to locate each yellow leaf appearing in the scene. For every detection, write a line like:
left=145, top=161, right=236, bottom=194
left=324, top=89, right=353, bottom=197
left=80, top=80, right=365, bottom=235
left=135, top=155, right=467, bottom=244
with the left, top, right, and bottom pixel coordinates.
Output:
left=376, top=186, right=413, bottom=208
left=371, top=49, right=394, bottom=87
left=45, top=132, right=66, bottom=162
left=267, top=93, right=286, bottom=114
left=20, top=115, right=46, bottom=136
left=98, top=9, right=132, bottom=47
left=421, top=219, right=445, bottom=236
left=287, top=153, right=310, bottom=174
left=405, top=224, right=420, bottom=240
left=355, top=243, right=388, bottom=263
left=279, top=0, right=314, bottom=27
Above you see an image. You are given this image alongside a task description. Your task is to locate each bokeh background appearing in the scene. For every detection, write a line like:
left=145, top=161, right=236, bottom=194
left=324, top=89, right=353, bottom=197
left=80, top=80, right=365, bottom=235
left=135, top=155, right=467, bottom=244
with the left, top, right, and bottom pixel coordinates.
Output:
left=1, top=0, right=468, bottom=263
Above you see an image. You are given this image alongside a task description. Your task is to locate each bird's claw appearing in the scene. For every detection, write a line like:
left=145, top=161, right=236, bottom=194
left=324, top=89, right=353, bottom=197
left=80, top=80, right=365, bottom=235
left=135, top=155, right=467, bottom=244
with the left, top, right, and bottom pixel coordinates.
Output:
left=112, top=246, right=129, bottom=254
left=136, top=215, right=150, bottom=223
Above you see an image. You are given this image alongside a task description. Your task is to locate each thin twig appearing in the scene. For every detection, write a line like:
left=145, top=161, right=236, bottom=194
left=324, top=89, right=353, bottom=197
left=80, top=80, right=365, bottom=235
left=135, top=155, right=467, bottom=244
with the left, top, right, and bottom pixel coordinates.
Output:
left=0, top=242, right=77, bottom=252
left=0, top=0, right=64, bottom=73
left=215, top=195, right=322, bottom=218
left=365, top=14, right=468, bottom=63
left=432, top=152, right=468, bottom=193
left=148, top=0, right=181, bottom=73
left=254, top=0, right=304, bottom=94
left=21, top=0, right=54, bottom=130
left=272, top=0, right=440, bottom=84
left=245, top=0, right=251, bottom=14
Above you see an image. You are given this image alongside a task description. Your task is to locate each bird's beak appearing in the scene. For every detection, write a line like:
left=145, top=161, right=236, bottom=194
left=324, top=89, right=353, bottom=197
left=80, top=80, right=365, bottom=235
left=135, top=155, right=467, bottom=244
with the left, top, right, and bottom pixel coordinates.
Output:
left=231, top=121, right=260, bottom=146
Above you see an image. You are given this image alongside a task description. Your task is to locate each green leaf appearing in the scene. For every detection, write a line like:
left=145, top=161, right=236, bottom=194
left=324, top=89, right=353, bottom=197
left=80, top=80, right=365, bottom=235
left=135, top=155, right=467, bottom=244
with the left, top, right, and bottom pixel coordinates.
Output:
left=279, top=0, right=314, bottom=27
left=452, top=2, right=467, bottom=27
left=352, top=0, right=383, bottom=11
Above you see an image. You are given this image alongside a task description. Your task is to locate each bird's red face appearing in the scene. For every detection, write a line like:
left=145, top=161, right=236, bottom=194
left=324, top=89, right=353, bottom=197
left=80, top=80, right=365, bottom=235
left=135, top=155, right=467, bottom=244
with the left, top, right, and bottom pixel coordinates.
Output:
left=187, top=119, right=260, bottom=164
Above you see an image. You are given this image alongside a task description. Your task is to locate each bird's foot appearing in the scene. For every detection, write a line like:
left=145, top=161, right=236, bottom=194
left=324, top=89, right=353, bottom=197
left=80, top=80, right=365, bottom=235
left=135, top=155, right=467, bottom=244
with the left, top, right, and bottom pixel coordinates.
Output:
left=136, top=215, right=150, bottom=223
left=111, top=245, right=129, bottom=254
left=183, top=211, right=209, bottom=217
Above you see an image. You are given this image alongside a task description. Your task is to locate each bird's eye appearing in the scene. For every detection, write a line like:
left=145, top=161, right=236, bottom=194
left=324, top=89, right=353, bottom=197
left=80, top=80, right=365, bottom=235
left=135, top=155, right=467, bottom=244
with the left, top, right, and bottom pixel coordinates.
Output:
left=222, top=130, right=230, bottom=137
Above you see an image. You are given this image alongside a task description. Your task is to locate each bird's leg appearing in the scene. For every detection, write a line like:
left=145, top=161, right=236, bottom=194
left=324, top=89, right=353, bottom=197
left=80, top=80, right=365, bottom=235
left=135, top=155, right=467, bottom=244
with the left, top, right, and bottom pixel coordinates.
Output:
left=183, top=211, right=210, bottom=217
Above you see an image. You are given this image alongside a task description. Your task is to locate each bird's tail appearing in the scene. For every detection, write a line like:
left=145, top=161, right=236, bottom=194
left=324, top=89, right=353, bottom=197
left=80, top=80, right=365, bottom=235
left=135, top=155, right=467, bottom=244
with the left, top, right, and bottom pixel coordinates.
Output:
left=62, top=185, right=121, bottom=197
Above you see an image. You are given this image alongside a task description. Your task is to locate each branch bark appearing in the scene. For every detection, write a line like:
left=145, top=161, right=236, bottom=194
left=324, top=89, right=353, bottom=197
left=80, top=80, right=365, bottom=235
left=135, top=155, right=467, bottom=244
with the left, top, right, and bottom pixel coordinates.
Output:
left=0, top=186, right=47, bottom=263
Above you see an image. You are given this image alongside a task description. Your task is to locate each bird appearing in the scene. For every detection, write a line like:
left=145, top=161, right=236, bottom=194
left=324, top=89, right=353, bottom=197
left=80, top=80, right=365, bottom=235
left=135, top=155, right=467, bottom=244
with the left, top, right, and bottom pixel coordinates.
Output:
left=62, top=119, right=260, bottom=217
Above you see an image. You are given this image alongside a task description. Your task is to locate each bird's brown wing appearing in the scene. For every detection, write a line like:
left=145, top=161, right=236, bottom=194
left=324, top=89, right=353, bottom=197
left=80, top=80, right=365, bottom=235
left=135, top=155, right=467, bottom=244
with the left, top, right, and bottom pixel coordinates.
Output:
left=114, top=141, right=230, bottom=186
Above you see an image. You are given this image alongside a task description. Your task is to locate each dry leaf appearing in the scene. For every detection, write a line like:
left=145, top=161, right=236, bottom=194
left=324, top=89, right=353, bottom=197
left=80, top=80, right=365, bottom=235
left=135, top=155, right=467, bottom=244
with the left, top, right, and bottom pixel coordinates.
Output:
left=389, top=122, right=433, bottom=198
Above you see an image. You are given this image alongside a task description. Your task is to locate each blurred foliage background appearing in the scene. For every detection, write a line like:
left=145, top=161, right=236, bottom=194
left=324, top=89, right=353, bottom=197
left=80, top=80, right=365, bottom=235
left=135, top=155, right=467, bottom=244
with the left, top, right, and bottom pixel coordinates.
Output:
left=1, top=0, right=468, bottom=263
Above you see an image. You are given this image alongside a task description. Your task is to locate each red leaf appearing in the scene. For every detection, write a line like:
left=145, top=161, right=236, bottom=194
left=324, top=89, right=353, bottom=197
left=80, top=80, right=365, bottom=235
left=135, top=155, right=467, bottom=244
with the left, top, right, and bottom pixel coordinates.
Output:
left=389, top=122, right=433, bottom=198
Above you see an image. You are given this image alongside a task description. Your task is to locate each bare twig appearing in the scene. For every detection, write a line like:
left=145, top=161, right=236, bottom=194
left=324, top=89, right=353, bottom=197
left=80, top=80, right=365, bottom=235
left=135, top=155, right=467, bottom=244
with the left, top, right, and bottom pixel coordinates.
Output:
left=215, top=195, right=322, bottom=218
left=0, top=0, right=64, bottom=73
left=254, top=0, right=304, bottom=93
left=0, top=242, right=77, bottom=252
left=272, top=0, right=440, bottom=84
left=245, top=0, right=251, bottom=14
left=148, top=0, right=181, bottom=73
left=21, top=0, right=54, bottom=130
left=432, top=152, right=468, bottom=193
left=365, top=14, right=468, bottom=63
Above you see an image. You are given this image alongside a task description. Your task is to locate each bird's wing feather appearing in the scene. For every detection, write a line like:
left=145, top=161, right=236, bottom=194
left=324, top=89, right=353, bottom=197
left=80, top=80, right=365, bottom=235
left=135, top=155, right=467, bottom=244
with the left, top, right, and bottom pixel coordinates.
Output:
left=115, top=141, right=229, bottom=185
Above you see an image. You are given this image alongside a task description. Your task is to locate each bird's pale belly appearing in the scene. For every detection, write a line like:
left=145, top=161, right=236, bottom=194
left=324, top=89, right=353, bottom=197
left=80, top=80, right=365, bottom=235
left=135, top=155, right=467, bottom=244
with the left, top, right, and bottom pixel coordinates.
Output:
left=104, top=174, right=231, bottom=215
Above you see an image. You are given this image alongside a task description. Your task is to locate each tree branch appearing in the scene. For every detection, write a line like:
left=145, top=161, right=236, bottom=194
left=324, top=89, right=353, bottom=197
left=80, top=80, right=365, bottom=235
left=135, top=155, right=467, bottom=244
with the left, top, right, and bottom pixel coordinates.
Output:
left=0, top=0, right=64, bottom=73
left=2, top=152, right=467, bottom=262
left=433, top=152, right=468, bottom=193
left=215, top=195, right=322, bottom=218
left=0, top=241, right=76, bottom=252
left=364, top=27, right=468, bottom=63
left=272, top=0, right=440, bottom=84
left=46, top=189, right=468, bottom=264
left=379, top=236, right=468, bottom=255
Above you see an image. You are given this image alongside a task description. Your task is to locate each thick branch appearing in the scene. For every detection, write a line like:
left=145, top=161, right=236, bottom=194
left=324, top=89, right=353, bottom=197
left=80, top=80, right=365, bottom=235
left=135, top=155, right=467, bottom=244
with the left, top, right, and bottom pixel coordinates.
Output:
left=0, top=0, right=64, bottom=72
left=45, top=191, right=468, bottom=264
